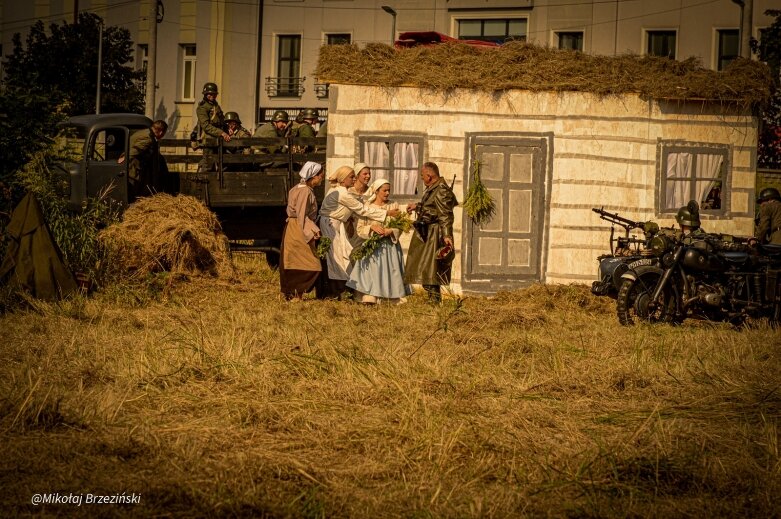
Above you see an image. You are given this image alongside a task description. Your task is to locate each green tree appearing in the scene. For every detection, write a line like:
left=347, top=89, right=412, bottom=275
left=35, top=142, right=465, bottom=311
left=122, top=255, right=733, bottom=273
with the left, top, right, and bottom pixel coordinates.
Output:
left=0, top=12, right=144, bottom=217
left=753, top=10, right=781, bottom=168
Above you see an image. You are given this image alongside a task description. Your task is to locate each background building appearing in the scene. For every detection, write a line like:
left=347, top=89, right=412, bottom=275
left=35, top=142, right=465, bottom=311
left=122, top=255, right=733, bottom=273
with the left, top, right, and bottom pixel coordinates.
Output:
left=1, top=0, right=778, bottom=138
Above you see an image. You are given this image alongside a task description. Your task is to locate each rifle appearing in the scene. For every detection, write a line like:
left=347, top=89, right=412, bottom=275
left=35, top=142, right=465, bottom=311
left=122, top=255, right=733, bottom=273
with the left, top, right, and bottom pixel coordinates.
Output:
left=592, top=207, right=645, bottom=232
left=592, top=207, right=658, bottom=256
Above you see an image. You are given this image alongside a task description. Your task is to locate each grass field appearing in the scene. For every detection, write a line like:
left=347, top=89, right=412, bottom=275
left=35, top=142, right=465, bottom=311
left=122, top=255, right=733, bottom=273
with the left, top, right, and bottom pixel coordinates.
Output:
left=1, top=254, right=780, bottom=517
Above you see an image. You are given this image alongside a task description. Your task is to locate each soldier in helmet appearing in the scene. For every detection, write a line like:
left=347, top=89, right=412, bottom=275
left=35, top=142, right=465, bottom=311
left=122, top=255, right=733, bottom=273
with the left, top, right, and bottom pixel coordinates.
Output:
left=291, top=108, right=319, bottom=153
left=675, top=200, right=706, bottom=242
left=295, top=108, right=319, bottom=139
left=755, top=187, right=781, bottom=244
left=196, top=82, right=230, bottom=172
left=253, top=110, right=290, bottom=155
left=223, top=111, right=252, bottom=156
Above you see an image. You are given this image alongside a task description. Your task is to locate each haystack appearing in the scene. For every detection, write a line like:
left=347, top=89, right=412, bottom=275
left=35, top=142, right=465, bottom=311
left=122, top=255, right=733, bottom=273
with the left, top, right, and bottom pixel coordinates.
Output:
left=100, top=194, right=235, bottom=279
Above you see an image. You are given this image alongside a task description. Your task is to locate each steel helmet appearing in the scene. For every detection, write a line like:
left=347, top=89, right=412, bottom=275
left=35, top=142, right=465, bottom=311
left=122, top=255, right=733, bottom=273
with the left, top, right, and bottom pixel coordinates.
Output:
left=224, top=111, right=241, bottom=124
left=676, top=200, right=701, bottom=229
left=271, top=110, right=289, bottom=123
left=757, top=187, right=781, bottom=204
left=300, top=108, right=319, bottom=121
left=202, top=82, right=219, bottom=95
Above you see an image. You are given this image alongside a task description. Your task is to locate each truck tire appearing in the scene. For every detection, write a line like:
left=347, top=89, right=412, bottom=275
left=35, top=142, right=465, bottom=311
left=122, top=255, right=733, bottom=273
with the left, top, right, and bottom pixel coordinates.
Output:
left=616, top=275, right=677, bottom=326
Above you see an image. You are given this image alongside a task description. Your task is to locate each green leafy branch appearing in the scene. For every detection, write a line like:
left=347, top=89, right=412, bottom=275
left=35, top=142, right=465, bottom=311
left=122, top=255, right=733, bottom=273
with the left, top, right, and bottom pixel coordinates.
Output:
left=463, top=157, right=496, bottom=226
left=350, top=212, right=412, bottom=262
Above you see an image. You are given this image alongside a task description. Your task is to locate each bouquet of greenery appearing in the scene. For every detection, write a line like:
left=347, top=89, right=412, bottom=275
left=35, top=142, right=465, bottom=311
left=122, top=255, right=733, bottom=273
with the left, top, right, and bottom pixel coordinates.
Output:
left=463, top=157, right=496, bottom=226
left=315, top=237, right=332, bottom=259
left=350, top=212, right=412, bottom=261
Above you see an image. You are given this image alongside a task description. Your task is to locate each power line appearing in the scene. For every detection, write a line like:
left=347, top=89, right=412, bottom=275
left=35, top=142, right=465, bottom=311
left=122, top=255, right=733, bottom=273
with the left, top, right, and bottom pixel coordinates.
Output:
left=1, top=0, right=140, bottom=31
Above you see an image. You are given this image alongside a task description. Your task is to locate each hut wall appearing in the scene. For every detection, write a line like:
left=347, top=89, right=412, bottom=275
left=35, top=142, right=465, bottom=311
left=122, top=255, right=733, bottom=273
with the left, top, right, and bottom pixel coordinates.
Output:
left=327, top=84, right=758, bottom=292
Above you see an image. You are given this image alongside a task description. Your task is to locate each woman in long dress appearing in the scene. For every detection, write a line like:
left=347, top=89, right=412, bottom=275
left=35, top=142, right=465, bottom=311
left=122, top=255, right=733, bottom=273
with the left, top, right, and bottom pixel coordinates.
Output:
left=347, top=179, right=411, bottom=304
left=279, top=161, right=325, bottom=300
left=318, top=166, right=398, bottom=298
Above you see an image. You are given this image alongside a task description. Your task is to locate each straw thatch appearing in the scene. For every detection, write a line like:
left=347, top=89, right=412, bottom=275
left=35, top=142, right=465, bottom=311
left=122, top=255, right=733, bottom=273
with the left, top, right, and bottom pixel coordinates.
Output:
left=316, top=41, right=772, bottom=105
left=100, top=194, right=234, bottom=279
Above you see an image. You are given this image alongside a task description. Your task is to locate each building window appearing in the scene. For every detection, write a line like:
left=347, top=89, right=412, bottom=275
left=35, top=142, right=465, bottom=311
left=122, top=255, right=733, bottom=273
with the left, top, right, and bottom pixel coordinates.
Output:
left=557, top=31, right=583, bottom=51
left=717, top=29, right=739, bottom=70
left=646, top=30, right=676, bottom=59
left=360, top=136, right=424, bottom=198
left=276, top=35, right=302, bottom=97
left=180, top=44, right=197, bottom=101
left=326, top=33, right=351, bottom=45
left=457, top=18, right=527, bottom=44
left=659, top=142, right=729, bottom=215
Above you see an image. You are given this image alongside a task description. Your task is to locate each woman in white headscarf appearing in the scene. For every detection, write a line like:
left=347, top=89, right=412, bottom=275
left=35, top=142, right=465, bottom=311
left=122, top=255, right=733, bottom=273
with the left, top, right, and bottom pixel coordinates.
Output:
left=348, top=163, right=372, bottom=202
left=279, top=161, right=325, bottom=300
left=346, top=178, right=411, bottom=304
left=318, top=165, right=399, bottom=298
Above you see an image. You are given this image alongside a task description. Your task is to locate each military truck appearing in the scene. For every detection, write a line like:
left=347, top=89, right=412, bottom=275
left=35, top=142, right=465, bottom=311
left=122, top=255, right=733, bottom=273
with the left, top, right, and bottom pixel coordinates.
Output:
left=54, top=113, right=326, bottom=264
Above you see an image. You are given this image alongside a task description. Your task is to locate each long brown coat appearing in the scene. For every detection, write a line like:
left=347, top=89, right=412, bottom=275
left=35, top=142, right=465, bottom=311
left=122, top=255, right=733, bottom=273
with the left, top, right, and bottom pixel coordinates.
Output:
left=756, top=199, right=781, bottom=244
left=403, top=178, right=458, bottom=286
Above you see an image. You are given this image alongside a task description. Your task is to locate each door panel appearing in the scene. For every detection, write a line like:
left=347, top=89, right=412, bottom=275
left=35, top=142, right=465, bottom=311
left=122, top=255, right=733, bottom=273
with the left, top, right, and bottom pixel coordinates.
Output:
left=466, top=138, right=547, bottom=288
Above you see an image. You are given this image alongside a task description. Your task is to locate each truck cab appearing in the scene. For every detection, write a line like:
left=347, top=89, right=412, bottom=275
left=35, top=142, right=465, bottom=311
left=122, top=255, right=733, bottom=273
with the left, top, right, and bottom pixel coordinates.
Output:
left=55, top=114, right=154, bottom=210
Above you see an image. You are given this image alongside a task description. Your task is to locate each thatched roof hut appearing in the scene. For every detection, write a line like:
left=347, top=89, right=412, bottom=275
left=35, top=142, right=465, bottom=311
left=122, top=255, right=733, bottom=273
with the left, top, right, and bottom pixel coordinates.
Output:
left=316, top=42, right=768, bottom=292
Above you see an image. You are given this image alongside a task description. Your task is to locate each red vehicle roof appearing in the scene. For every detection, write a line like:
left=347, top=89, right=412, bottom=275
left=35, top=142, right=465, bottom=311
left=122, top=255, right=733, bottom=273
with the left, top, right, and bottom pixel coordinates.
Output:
left=395, top=31, right=500, bottom=48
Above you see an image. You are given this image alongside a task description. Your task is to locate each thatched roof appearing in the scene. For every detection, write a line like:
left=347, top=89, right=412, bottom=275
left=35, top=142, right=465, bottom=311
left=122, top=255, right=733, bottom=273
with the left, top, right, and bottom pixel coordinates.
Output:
left=316, top=41, right=772, bottom=105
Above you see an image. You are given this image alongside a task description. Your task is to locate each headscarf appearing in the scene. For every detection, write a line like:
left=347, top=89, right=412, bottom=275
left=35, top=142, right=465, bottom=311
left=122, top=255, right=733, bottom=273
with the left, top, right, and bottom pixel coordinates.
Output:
left=353, top=163, right=370, bottom=177
left=328, top=165, right=354, bottom=186
left=366, top=178, right=391, bottom=204
left=299, top=161, right=322, bottom=182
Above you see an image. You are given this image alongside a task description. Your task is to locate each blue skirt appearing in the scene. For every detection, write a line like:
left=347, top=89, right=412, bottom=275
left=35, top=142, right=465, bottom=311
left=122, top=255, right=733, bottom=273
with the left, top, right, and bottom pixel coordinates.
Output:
left=346, top=239, right=411, bottom=300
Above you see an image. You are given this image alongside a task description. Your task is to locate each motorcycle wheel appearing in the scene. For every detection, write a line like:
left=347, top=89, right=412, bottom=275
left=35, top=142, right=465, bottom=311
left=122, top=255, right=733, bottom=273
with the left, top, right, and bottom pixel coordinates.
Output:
left=616, top=276, right=678, bottom=326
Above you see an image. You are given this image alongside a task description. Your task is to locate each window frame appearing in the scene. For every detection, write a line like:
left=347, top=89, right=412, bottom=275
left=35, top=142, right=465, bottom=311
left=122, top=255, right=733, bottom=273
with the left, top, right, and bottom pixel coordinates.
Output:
left=179, top=44, right=197, bottom=102
left=715, top=28, right=739, bottom=71
left=325, top=33, right=351, bottom=45
left=554, top=30, right=584, bottom=51
left=358, top=134, right=426, bottom=202
left=657, top=140, right=731, bottom=217
left=276, top=34, right=302, bottom=97
left=450, top=12, right=529, bottom=44
left=644, top=29, right=677, bottom=59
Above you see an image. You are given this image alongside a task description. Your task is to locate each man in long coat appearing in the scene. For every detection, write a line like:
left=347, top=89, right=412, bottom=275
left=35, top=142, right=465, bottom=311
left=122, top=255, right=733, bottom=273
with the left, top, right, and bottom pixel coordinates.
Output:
left=403, top=162, right=458, bottom=303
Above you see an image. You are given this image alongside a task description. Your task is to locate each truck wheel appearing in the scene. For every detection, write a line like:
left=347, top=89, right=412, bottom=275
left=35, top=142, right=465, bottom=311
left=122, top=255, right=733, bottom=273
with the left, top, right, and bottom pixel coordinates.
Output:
left=616, top=276, right=677, bottom=326
left=265, top=251, right=280, bottom=270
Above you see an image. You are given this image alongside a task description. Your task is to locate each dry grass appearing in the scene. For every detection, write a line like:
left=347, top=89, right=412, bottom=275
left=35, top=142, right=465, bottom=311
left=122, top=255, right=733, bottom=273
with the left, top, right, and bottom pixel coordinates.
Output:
left=316, top=41, right=772, bottom=105
left=1, top=254, right=780, bottom=517
left=99, top=194, right=235, bottom=280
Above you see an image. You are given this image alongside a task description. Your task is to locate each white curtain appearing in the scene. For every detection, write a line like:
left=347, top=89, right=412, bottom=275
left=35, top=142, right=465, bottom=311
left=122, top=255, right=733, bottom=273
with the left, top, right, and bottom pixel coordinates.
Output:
left=694, top=153, right=723, bottom=205
left=393, top=142, right=419, bottom=195
left=665, top=152, right=692, bottom=210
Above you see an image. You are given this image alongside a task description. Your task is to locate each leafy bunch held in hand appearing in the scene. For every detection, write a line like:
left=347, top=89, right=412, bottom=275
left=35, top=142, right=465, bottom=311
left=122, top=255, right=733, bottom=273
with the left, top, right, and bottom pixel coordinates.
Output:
left=350, top=212, right=412, bottom=261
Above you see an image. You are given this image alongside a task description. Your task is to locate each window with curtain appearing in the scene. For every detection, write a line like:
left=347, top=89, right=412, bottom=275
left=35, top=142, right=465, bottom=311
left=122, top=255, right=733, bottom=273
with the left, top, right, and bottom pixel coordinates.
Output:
left=660, top=143, right=729, bottom=214
left=360, top=137, right=424, bottom=198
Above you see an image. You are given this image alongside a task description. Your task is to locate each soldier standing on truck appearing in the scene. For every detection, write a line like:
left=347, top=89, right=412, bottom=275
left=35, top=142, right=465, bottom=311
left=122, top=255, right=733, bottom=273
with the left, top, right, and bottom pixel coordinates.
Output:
left=253, top=110, right=290, bottom=155
left=196, top=82, right=231, bottom=172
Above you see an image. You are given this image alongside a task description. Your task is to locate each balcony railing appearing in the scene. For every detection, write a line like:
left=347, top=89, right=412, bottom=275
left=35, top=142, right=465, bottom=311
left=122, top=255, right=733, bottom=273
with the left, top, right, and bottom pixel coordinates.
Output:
left=265, top=76, right=305, bottom=97
left=314, top=82, right=330, bottom=99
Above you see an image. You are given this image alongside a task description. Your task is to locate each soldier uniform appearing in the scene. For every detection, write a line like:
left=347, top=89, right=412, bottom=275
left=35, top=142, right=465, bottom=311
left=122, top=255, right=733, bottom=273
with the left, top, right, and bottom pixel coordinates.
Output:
left=126, top=120, right=168, bottom=199
left=253, top=110, right=290, bottom=155
left=756, top=188, right=781, bottom=245
left=196, top=82, right=227, bottom=172
left=224, top=111, right=252, bottom=155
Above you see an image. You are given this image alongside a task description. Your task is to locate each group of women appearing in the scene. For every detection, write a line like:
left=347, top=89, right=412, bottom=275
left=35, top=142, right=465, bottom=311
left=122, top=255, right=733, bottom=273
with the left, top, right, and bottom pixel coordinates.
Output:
left=279, top=161, right=412, bottom=303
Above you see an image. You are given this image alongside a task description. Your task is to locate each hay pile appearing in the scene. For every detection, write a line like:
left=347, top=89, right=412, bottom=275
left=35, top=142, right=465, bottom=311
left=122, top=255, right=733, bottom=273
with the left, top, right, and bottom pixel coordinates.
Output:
left=316, top=41, right=772, bottom=105
left=100, top=194, right=235, bottom=279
